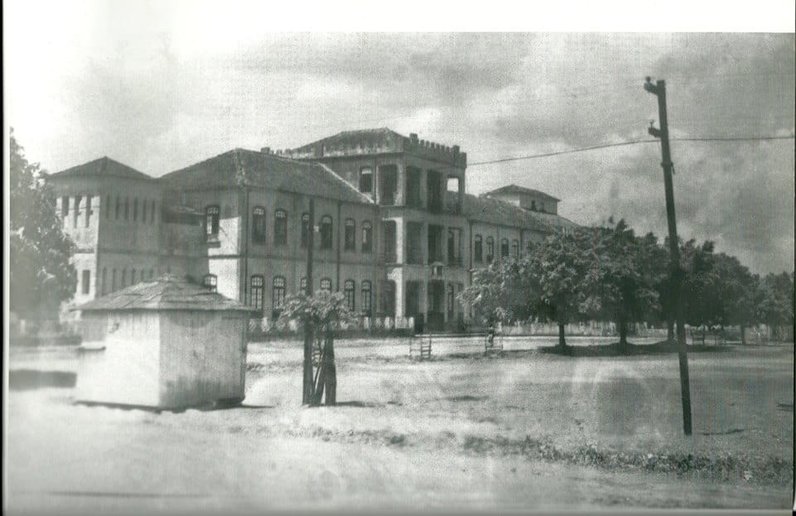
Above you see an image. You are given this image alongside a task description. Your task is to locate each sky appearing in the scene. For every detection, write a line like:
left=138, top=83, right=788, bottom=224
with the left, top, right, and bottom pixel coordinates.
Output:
left=5, top=1, right=795, bottom=275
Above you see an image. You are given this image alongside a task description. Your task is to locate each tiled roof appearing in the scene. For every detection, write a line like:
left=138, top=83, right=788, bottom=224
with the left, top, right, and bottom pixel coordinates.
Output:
left=74, top=274, right=256, bottom=313
left=159, top=149, right=372, bottom=204
left=290, top=128, right=407, bottom=152
left=48, top=157, right=153, bottom=181
left=462, top=193, right=579, bottom=232
left=485, top=184, right=560, bottom=202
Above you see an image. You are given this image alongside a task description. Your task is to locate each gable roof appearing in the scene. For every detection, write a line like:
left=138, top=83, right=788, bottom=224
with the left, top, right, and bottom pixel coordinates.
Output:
left=48, top=156, right=153, bottom=181
left=290, top=127, right=407, bottom=153
left=159, top=149, right=372, bottom=204
left=485, top=184, right=560, bottom=202
left=74, top=274, right=256, bottom=313
left=461, top=193, right=554, bottom=232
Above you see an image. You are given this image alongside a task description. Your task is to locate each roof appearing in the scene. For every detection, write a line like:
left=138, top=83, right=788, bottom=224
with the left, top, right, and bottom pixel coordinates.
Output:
left=485, top=184, right=560, bottom=202
left=461, top=193, right=554, bottom=232
left=291, top=128, right=407, bottom=153
left=74, top=274, right=257, bottom=313
left=159, top=149, right=372, bottom=204
left=48, top=156, right=154, bottom=181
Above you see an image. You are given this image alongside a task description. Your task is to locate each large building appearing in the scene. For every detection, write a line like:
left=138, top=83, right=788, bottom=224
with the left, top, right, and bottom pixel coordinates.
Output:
left=47, top=128, right=578, bottom=331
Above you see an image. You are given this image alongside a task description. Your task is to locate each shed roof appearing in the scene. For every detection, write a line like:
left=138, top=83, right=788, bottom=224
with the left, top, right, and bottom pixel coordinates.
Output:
left=75, top=274, right=257, bottom=313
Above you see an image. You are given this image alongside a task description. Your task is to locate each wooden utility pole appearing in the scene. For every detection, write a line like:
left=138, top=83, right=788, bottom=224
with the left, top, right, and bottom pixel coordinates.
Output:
left=645, top=77, right=693, bottom=435
left=302, top=198, right=315, bottom=405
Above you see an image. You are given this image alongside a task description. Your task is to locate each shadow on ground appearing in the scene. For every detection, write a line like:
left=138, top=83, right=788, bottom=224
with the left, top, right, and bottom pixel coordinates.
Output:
left=540, top=341, right=736, bottom=357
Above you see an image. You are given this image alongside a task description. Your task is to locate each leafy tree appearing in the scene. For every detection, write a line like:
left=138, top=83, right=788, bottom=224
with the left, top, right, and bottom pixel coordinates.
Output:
left=580, top=220, right=663, bottom=352
left=9, top=131, right=76, bottom=322
left=459, top=259, right=526, bottom=326
left=277, top=290, right=356, bottom=405
left=757, top=271, right=795, bottom=342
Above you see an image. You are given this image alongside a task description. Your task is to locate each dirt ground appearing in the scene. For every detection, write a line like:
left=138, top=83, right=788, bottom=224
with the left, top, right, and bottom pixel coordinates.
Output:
left=5, top=337, right=794, bottom=514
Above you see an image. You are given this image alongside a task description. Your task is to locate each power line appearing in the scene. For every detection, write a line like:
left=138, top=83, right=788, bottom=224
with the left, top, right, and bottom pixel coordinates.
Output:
left=468, top=134, right=795, bottom=166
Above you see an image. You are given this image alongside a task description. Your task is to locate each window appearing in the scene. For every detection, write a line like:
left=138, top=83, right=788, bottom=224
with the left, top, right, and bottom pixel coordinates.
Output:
left=320, top=278, right=332, bottom=293
left=531, top=200, right=537, bottom=211
left=359, top=167, right=373, bottom=193
left=85, top=195, right=92, bottom=227
left=252, top=206, right=266, bottom=243
left=133, top=198, right=138, bottom=221
left=447, top=283, right=455, bottom=316
left=82, top=270, right=91, bottom=295
left=320, top=215, right=333, bottom=249
left=150, top=200, right=156, bottom=224
left=105, top=195, right=111, bottom=219
left=300, top=213, right=310, bottom=248
left=501, top=238, right=509, bottom=258
left=141, top=199, right=147, bottom=223
left=111, top=269, right=117, bottom=292
left=526, top=241, right=534, bottom=256
left=274, top=209, right=287, bottom=246
left=361, top=221, right=373, bottom=253
left=343, top=280, right=356, bottom=310
left=131, top=268, right=136, bottom=285
left=272, top=276, right=286, bottom=318
left=61, top=196, right=69, bottom=221
left=361, top=281, right=372, bottom=315
left=73, top=195, right=81, bottom=228
left=101, top=267, right=107, bottom=295
left=149, top=269, right=154, bottom=280
left=486, top=237, right=495, bottom=263
left=121, top=268, right=127, bottom=288
left=124, top=197, right=129, bottom=220
left=250, top=275, right=264, bottom=311
left=512, top=239, right=520, bottom=258
left=115, top=196, right=121, bottom=219
left=205, top=205, right=220, bottom=240
left=203, top=274, right=217, bottom=292
left=474, top=234, right=483, bottom=263
left=300, top=277, right=308, bottom=295
left=344, top=219, right=356, bottom=251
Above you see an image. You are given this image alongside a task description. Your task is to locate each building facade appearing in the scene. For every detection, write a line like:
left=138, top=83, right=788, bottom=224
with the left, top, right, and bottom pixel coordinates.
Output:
left=47, top=128, right=578, bottom=331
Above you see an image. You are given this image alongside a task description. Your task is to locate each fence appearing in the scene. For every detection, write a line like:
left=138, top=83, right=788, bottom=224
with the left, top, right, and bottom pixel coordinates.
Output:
left=248, top=315, right=416, bottom=340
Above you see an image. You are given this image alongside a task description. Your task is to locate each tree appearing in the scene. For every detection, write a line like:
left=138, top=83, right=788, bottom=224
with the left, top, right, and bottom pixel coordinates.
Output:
left=524, top=230, right=592, bottom=349
left=459, top=259, right=526, bottom=326
left=757, top=271, right=795, bottom=342
left=9, top=131, right=76, bottom=322
left=580, top=220, right=663, bottom=352
left=277, top=290, right=356, bottom=405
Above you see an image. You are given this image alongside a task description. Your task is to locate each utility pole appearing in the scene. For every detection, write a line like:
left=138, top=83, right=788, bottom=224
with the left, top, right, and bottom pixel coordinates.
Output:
left=645, top=77, right=693, bottom=435
left=302, top=198, right=315, bottom=405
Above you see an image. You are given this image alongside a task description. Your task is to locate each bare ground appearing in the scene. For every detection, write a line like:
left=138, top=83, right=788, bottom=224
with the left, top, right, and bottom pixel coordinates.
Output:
left=5, top=338, right=794, bottom=514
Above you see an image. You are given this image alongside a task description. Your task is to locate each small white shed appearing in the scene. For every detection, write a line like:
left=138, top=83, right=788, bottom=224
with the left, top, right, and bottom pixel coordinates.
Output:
left=74, top=274, right=256, bottom=409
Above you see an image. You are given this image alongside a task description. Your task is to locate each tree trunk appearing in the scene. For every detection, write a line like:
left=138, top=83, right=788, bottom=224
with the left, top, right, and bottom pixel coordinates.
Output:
left=666, top=318, right=675, bottom=343
left=302, top=326, right=314, bottom=404
left=323, top=332, right=337, bottom=406
left=740, top=324, right=746, bottom=345
left=618, top=315, right=628, bottom=352
left=557, top=323, right=567, bottom=349
left=311, top=333, right=325, bottom=406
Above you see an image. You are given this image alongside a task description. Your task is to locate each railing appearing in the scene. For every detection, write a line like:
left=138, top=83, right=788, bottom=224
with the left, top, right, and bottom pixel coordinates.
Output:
left=248, top=315, right=416, bottom=336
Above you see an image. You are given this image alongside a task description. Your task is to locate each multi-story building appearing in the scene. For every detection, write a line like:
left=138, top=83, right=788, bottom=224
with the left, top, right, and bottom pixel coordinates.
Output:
left=47, top=128, right=578, bottom=331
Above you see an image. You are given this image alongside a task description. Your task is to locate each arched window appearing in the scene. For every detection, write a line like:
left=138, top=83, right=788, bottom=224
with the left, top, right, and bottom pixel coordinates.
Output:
left=111, top=269, right=117, bottom=292
left=486, top=237, right=495, bottom=263
left=131, top=268, right=137, bottom=285
left=274, top=209, right=288, bottom=246
left=250, top=275, right=264, bottom=311
left=344, top=280, right=355, bottom=310
left=320, top=216, right=333, bottom=249
left=272, top=276, right=286, bottom=318
left=300, top=277, right=309, bottom=295
left=141, top=199, right=147, bottom=223
left=501, top=238, right=509, bottom=258
left=320, top=278, right=332, bottom=293
left=526, top=241, right=534, bottom=256
left=115, top=196, right=121, bottom=219
left=121, top=268, right=127, bottom=288
left=85, top=195, right=93, bottom=227
left=150, top=200, right=157, bottom=224
left=133, top=198, right=138, bottom=221
left=203, top=274, right=217, bottom=292
left=512, top=239, right=519, bottom=258
left=300, top=213, right=310, bottom=248
left=101, top=267, right=107, bottom=295
left=474, top=234, right=483, bottom=263
left=73, top=195, right=81, bottom=228
left=344, top=218, right=356, bottom=251
left=105, top=195, right=111, bottom=219
left=361, top=280, right=372, bottom=315
left=82, top=270, right=91, bottom=295
left=252, top=206, right=266, bottom=243
left=205, top=205, right=220, bottom=240
left=359, top=167, right=373, bottom=193
left=447, top=283, right=455, bottom=316
left=361, top=221, right=373, bottom=253
left=124, top=197, right=129, bottom=220
left=149, top=269, right=154, bottom=280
